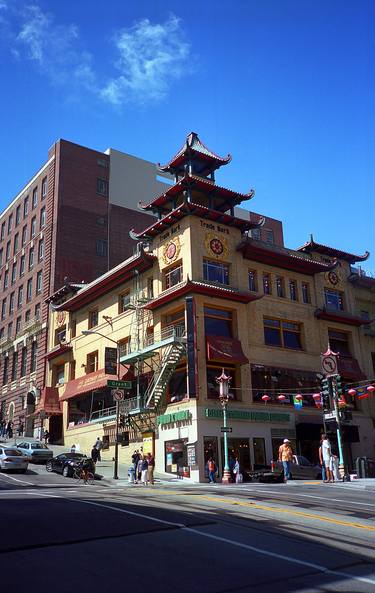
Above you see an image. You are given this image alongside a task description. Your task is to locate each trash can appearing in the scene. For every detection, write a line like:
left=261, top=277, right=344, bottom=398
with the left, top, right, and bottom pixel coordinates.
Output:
left=128, top=466, right=135, bottom=483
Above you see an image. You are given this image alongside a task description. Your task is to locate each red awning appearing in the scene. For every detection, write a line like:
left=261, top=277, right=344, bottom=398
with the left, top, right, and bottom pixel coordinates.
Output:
left=206, top=336, right=248, bottom=365
left=338, top=357, right=366, bottom=380
left=60, top=369, right=115, bottom=401
left=35, top=387, right=62, bottom=416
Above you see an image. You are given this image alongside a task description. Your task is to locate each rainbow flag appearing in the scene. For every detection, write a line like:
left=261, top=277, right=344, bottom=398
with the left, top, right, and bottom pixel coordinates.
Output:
left=293, top=396, right=303, bottom=409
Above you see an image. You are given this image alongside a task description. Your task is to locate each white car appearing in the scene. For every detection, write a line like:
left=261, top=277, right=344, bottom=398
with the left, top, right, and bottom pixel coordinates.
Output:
left=0, top=447, right=29, bottom=472
left=16, top=441, right=54, bottom=463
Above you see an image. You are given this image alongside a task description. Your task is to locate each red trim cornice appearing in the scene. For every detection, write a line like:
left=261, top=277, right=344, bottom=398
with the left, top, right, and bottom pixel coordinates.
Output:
left=45, top=343, right=72, bottom=361
left=315, top=308, right=366, bottom=327
left=145, top=280, right=263, bottom=310
left=237, top=238, right=337, bottom=275
left=297, top=240, right=369, bottom=264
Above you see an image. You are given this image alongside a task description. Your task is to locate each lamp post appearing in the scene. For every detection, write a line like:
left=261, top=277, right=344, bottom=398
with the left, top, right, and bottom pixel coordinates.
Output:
left=216, top=368, right=232, bottom=484
left=82, top=330, right=121, bottom=480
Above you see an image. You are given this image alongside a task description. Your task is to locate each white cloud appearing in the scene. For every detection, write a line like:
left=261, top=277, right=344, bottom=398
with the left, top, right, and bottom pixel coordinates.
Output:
left=101, top=14, right=190, bottom=106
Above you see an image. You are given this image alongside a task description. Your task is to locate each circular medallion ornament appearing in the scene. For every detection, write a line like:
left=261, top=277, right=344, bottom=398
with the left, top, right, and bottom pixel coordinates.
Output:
left=205, top=232, right=228, bottom=259
left=327, top=271, right=339, bottom=286
left=56, top=311, right=66, bottom=326
left=162, top=238, right=181, bottom=264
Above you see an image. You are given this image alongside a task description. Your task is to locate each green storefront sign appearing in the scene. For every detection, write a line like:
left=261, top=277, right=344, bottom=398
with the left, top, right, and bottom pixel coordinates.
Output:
left=204, top=408, right=290, bottom=423
left=157, top=410, right=192, bottom=426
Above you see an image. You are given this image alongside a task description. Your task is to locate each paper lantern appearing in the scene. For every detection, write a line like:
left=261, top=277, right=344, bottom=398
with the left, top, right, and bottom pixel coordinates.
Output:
left=367, top=385, right=375, bottom=393
left=277, top=394, right=286, bottom=402
left=295, top=394, right=303, bottom=401
left=312, top=393, right=321, bottom=401
left=261, top=394, right=270, bottom=404
left=347, top=388, right=356, bottom=396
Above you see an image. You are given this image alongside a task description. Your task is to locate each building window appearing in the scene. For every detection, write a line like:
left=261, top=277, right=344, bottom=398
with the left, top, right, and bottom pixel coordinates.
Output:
left=29, top=247, right=34, bottom=270
left=69, top=360, right=76, bottom=381
left=88, top=309, right=98, bottom=329
left=265, top=229, right=274, bottom=244
left=276, top=276, right=285, bottom=298
left=9, top=292, right=15, bottom=314
left=20, top=347, right=27, bottom=377
left=38, top=239, right=44, bottom=261
left=248, top=270, right=257, bottom=292
left=251, top=228, right=261, bottom=240
left=31, top=217, right=36, bottom=238
left=289, top=280, right=298, bottom=301
left=97, top=178, right=108, bottom=196
left=23, top=196, right=29, bottom=217
left=1, top=298, right=6, bottom=320
left=5, top=241, right=10, bottom=261
left=17, top=286, right=23, bottom=308
left=3, top=356, right=9, bottom=384
left=96, top=239, right=107, bottom=257
left=13, top=233, right=19, bottom=255
left=0, top=222, right=5, bottom=241
left=30, top=340, right=37, bottom=373
left=55, top=364, right=65, bottom=385
left=203, top=259, right=229, bottom=285
left=204, top=307, right=233, bottom=337
left=11, top=351, right=17, bottom=381
left=16, top=205, right=21, bottom=226
left=26, top=278, right=32, bottom=301
left=70, top=318, right=76, bottom=338
left=16, top=316, right=22, bottom=335
left=7, top=321, right=13, bottom=338
left=96, top=217, right=106, bottom=226
left=20, top=255, right=25, bottom=277
left=324, top=289, right=344, bottom=311
left=12, top=264, right=17, bottom=284
left=35, top=303, right=41, bottom=320
left=302, top=283, right=310, bottom=304
left=328, top=330, right=350, bottom=357
left=25, top=309, right=31, bottom=323
left=22, top=225, right=27, bottom=246
left=86, top=351, right=98, bottom=374
left=263, top=273, right=271, bottom=295
left=41, top=177, right=47, bottom=199
left=118, top=291, right=131, bottom=313
left=3, top=270, right=8, bottom=290
left=32, top=188, right=38, bottom=209
left=164, top=262, right=183, bottom=290
left=36, top=271, right=43, bottom=294
left=40, top=207, right=46, bottom=229
left=118, top=337, right=130, bottom=358
left=264, top=318, right=303, bottom=350
left=8, top=214, right=13, bottom=234
left=147, top=277, right=154, bottom=300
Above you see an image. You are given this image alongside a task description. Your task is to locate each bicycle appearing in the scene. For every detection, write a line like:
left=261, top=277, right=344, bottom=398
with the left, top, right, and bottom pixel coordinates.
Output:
left=73, top=466, right=95, bottom=485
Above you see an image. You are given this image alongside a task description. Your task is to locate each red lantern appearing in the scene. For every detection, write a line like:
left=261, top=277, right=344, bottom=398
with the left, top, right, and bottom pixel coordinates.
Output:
left=295, top=394, right=303, bottom=401
left=348, top=388, right=356, bottom=396
left=277, top=394, right=286, bottom=402
left=367, top=385, right=375, bottom=393
left=262, top=394, right=270, bottom=404
left=312, top=393, right=321, bottom=401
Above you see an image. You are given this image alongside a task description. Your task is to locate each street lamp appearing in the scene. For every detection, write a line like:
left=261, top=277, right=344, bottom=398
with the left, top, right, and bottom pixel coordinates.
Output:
left=216, top=368, right=232, bottom=484
left=82, top=329, right=121, bottom=480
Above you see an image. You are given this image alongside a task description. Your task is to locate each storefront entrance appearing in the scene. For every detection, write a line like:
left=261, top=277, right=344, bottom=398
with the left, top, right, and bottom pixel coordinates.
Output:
left=165, top=438, right=188, bottom=475
left=220, top=437, right=251, bottom=476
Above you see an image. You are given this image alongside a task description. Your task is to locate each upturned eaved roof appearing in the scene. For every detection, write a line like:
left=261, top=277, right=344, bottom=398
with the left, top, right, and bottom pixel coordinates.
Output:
left=297, top=236, right=369, bottom=264
left=158, top=132, right=231, bottom=176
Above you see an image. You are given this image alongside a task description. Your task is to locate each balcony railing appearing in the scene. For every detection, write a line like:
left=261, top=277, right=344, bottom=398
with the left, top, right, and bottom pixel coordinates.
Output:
left=24, top=316, right=42, bottom=333
left=89, top=396, right=147, bottom=423
left=120, top=324, right=186, bottom=357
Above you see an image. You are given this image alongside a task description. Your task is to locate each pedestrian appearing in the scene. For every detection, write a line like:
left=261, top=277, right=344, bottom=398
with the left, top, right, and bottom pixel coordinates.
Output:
left=131, top=450, right=140, bottom=483
left=43, top=430, right=50, bottom=445
left=321, top=434, right=333, bottom=483
left=330, top=444, right=340, bottom=482
left=318, top=437, right=327, bottom=483
left=18, top=421, right=24, bottom=437
left=0, top=420, right=5, bottom=437
left=137, top=455, right=144, bottom=483
left=94, top=437, right=103, bottom=461
left=7, top=421, right=13, bottom=439
left=91, top=446, right=99, bottom=464
left=278, top=439, right=294, bottom=482
left=229, top=455, right=235, bottom=481
left=147, top=452, right=155, bottom=485
left=141, top=456, right=148, bottom=485
left=207, top=457, right=217, bottom=483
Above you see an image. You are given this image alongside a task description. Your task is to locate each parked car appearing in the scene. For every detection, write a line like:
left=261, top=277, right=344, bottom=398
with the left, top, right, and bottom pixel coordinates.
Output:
left=248, top=455, right=322, bottom=482
left=46, top=453, right=88, bottom=477
left=16, top=441, right=54, bottom=464
left=0, top=447, right=29, bottom=473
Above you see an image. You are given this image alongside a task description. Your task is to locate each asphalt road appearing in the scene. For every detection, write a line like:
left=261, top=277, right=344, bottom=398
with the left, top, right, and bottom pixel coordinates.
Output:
left=1, top=467, right=375, bottom=593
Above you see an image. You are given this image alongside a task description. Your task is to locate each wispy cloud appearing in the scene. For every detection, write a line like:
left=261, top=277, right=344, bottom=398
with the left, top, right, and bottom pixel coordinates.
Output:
left=101, top=15, right=190, bottom=106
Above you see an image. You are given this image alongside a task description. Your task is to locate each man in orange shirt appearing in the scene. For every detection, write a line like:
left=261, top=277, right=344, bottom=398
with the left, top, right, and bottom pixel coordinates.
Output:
left=278, top=439, right=294, bottom=482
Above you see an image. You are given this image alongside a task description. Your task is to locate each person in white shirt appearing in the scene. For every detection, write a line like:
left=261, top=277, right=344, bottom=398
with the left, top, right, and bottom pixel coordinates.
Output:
left=321, top=434, right=333, bottom=483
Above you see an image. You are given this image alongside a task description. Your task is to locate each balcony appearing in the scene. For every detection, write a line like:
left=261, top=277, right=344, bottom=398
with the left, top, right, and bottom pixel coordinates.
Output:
left=24, top=316, right=42, bottom=334
left=0, top=335, right=14, bottom=353
left=119, top=324, right=186, bottom=364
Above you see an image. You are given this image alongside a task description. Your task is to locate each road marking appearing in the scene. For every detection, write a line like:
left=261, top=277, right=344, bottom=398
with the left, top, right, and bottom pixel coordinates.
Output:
left=63, top=496, right=375, bottom=586
left=252, top=489, right=375, bottom=508
left=0, top=474, right=34, bottom=485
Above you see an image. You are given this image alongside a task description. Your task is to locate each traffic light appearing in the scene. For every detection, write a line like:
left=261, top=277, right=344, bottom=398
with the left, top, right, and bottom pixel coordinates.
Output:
left=321, top=376, right=332, bottom=411
left=335, top=374, right=343, bottom=398
left=119, top=414, right=126, bottom=428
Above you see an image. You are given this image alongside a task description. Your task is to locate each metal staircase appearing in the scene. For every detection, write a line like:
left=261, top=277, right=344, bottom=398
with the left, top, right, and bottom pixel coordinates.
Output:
left=144, top=342, right=186, bottom=411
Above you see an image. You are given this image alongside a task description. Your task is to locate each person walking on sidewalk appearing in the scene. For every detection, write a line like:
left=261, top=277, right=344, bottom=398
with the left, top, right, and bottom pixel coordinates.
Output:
left=321, top=434, right=333, bottom=483
left=94, top=437, right=103, bottom=461
left=147, top=452, right=155, bottom=485
left=141, top=456, right=148, bottom=485
left=207, top=457, right=217, bottom=483
left=319, top=437, right=327, bottom=483
left=131, top=450, right=140, bottom=483
left=137, top=455, right=144, bottom=484
left=278, top=439, right=294, bottom=482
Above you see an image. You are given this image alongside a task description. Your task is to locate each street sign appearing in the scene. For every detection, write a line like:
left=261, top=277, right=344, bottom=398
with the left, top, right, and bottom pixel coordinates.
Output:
left=107, top=380, right=132, bottom=389
left=324, top=411, right=337, bottom=421
left=220, top=427, right=232, bottom=433
left=112, top=389, right=124, bottom=401
left=321, top=354, right=338, bottom=377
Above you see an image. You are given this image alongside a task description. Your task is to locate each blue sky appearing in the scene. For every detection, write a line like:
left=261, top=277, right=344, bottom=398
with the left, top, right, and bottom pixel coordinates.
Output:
left=0, top=1, right=373, bottom=270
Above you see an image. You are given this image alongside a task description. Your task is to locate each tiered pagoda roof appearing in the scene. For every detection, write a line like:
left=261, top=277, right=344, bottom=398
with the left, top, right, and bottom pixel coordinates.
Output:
left=158, top=131, right=231, bottom=177
left=297, top=236, right=369, bottom=264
